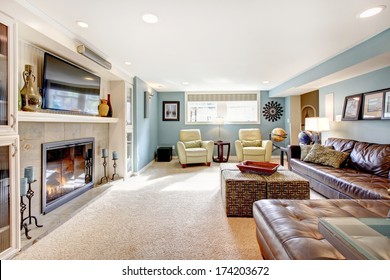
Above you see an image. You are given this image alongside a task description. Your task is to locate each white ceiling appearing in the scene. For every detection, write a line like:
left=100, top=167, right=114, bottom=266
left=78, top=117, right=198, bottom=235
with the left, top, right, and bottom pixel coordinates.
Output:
left=16, top=0, right=390, bottom=95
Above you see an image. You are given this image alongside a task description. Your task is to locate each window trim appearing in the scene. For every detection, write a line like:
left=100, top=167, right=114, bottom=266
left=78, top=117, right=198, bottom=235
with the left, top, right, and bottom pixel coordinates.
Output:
left=185, top=91, right=260, bottom=125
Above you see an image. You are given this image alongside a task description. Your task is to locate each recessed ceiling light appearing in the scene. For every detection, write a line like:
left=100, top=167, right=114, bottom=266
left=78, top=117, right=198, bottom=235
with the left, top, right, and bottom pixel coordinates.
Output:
left=262, top=80, right=270, bottom=84
left=182, top=82, right=190, bottom=85
left=359, top=5, right=386, bottom=18
left=124, top=61, right=132, bottom=65
left=142, top=13, right=158, bottom=24
left=76, top=21, right=89, bottom=28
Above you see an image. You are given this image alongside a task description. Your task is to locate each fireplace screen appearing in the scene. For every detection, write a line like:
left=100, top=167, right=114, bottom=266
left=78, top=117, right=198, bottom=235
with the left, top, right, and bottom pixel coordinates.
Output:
left=42, top=138, right=94, bottom=214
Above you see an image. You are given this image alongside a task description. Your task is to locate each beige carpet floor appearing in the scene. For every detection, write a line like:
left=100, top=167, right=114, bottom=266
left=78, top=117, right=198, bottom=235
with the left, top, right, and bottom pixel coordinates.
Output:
left=14, top=159, right=262, bottom=260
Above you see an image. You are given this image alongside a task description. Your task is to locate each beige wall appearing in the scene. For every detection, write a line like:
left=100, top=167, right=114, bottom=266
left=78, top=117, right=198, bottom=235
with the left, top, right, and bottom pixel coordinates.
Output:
left=300, top=90, right=319, bottom=130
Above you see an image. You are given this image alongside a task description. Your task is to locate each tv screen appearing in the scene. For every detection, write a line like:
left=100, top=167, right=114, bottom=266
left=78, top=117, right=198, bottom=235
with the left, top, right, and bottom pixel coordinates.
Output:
left=42, top=53, right=101, bottom=115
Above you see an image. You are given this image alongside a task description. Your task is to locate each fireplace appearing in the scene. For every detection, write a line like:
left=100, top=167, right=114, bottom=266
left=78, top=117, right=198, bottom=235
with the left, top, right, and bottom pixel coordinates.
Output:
left=42, top=138, right=94, bottom=214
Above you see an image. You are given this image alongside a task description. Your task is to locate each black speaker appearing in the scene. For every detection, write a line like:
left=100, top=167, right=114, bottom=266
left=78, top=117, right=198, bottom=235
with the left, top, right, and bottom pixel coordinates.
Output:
left=157, top=147, right=172, bottom=162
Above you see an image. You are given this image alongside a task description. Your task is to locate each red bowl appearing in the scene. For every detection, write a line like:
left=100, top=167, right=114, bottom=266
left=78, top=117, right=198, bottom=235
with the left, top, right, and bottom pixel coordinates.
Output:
left=236, top=160, right=280, bottom=176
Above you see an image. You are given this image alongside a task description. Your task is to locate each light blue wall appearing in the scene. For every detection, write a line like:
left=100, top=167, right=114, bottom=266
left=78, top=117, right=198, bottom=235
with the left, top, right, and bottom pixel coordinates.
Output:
left=270, top=28, right=390, bottom=97
left=133, top=77, right=158, bottom=171
left=157, top=91, right=286, bottom=156
left=319, top=67, right=390, bottom=144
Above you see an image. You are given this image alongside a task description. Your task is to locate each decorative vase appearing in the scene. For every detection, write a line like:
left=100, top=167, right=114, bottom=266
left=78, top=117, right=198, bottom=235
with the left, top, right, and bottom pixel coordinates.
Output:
left=98, top=99, right=109, bottom=117
left=107, top=94, right=113, bottom=117
left=20, top=65, right=42, bottom=111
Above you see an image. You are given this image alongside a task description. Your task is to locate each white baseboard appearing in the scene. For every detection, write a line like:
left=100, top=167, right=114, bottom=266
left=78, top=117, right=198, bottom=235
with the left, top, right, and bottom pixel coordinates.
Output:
left=133, top=159, right=155, bottom=176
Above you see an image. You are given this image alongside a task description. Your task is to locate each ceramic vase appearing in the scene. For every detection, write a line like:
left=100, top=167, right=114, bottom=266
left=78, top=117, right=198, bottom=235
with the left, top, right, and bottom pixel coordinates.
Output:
left=107, top=94, right=113, bottom=117
left=98, top=99, right=109, bottom=117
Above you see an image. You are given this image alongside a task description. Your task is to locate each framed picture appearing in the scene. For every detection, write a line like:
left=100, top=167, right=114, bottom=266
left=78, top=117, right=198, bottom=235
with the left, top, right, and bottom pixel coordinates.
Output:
left=341, top=94, right=362, bottom=121
left=383, top=91, right=390, bottom=119
left=362, top=91, right=383, bottom=120
left=162, top=101, right=180, bottom=121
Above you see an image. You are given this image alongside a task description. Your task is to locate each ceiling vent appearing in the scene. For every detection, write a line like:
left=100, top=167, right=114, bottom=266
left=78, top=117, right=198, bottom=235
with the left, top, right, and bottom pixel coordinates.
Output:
left=77, top=45, right=112, bottom=70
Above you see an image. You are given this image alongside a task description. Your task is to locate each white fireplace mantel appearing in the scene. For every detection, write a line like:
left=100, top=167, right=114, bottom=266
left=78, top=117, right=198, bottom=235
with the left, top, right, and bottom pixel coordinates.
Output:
left=18, top=111, right=119, bottom=123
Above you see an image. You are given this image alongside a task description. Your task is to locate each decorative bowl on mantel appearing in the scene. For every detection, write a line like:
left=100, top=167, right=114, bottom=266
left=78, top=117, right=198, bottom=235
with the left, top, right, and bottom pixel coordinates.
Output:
left=236, top=160, right=280, bottom=176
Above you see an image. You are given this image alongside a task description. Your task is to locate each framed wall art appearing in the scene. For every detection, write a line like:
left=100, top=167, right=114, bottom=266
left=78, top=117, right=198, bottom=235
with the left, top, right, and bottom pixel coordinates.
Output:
left=163, top=101, right=180, bottom=121
left=341, top=94, right=362, bottom=121
left=362, top=91, right=383, bottom=120
left=382, top=90, right=390, bottom=119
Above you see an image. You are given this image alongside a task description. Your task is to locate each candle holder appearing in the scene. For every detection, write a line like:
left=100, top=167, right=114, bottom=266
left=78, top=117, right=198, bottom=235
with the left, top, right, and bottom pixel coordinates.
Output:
left=20, top=196, right=31, bottom=239
left=20, top=180, right=43, bottom=239
left=100, top=156, right=109, bottom=184
left=112, top=159, right=119, bottom=180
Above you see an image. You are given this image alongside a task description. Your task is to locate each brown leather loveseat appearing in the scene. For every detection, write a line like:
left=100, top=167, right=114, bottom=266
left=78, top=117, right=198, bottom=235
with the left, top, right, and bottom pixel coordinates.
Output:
left=288, top=138, right=390, bottom=199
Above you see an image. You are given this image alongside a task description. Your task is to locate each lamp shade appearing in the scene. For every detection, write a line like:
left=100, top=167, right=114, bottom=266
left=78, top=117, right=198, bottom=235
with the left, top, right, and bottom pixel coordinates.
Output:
left=215, top=117, right=225, bottom=125
left=305, top=117, right=330, bottom=132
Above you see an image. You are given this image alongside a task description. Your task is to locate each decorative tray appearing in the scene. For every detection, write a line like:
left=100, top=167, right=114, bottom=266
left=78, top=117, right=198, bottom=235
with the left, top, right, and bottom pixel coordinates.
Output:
left=236, top=160, right=280, bottom=176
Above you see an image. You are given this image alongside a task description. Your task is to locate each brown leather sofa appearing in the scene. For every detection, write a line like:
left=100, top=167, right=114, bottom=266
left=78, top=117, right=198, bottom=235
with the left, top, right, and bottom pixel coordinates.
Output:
left=288, top=138, right=390, bottom=199
left=253, top=199, right=390, bottom=260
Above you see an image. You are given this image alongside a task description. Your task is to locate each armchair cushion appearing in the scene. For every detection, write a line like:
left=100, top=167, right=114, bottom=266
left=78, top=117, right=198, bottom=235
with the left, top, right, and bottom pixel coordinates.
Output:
left=242, top=140, right=262, bottom=147
left=184, top=140, right=202, bottom=148
left=243, top=147, right=266, bottom=156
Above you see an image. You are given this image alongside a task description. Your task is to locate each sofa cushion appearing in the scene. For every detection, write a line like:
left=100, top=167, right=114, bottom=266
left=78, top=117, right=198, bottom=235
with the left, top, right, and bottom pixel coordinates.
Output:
left=183, top=140, right=202, bottom=148
left=290, top=159, right=390, bottom=199
left=349, top=142, right=390, bottom=178
left=242, top=140, right=261, bottom=147
left=325, top=138, right=357, bottom=153
left=303, top=144, right=349, bottom=168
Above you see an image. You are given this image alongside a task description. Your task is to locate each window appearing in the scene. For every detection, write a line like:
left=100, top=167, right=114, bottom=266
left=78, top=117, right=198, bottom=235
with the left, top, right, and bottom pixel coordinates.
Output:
left=185, top=92, right=260, bottom=124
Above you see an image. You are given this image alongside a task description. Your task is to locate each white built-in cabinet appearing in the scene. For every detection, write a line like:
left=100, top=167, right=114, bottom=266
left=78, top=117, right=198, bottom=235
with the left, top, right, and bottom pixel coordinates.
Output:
left=109, top=81, right=134, bottom=179
left=0, top=12, right=20, bottom=259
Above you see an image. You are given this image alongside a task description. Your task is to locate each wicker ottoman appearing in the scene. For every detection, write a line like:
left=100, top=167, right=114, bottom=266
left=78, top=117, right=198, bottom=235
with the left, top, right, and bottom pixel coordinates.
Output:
left=221, top=170, right=267, bottom=217
left=263, top=170, right=310, bottom=199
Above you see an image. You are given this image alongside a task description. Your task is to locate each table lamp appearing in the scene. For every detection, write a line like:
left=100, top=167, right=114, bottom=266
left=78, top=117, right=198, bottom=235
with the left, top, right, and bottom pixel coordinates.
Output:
left=215, top=117, right=225, bottom=140
left=305, top=117, right=330, bottom=144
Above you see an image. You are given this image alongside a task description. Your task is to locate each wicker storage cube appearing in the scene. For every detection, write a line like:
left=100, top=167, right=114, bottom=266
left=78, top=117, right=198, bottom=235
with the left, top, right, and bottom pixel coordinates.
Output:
left=264, top=171, right=310, bottom=199
left=221, top=170, right=267, bottom=217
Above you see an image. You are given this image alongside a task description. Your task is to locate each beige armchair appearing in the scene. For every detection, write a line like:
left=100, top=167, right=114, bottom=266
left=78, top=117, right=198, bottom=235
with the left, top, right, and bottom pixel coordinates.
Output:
left=235, top=128, right=272, bottom=162
left=177, top=129, right=214, bottom=168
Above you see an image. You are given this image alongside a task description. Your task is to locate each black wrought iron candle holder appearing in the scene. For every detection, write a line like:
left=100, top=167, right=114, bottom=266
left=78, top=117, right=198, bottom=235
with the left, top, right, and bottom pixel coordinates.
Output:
left=20, top=196, right=30, bottom=239
left=111, top=159, right=119, bottom=180
left=100, top=156, right=109, bottom=184
left=20, top=180, right=43, bottom=239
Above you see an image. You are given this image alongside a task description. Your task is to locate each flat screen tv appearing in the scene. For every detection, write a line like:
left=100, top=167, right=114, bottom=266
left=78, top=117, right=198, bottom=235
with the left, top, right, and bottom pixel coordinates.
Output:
left=42, top=53, right=101, bottom=115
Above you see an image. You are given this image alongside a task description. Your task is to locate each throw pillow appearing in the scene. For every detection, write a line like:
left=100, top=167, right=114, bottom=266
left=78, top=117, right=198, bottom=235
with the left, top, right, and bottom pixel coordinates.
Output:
left=303, top=144, right=349, bottom=168
left=184, top=140, right=202, bottom=148
left=300, top=145, right=313, bottom=160
left=242, top=140, right=261, bottom=147
left=300, top=144, right=334, bottom=160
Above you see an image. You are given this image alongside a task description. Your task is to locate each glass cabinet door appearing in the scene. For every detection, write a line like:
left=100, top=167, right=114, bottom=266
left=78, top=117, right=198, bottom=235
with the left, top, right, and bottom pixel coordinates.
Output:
left=126, top=86, right=132, bottom=126
left=125, top=84, right=133, bottom=176
left=0, top=13, right=17, bottom=135
left=0, top=136, right=19, bottom=259
left=126, top=132, right=132, bottom=174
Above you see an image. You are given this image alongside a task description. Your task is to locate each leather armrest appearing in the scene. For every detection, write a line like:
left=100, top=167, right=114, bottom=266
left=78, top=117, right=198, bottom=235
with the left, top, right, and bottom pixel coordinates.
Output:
left=288, top=145, right=301, bottom=159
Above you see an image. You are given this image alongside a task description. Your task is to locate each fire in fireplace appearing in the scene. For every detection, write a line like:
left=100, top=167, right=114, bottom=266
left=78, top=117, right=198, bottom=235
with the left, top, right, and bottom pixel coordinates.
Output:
left=42, top=138, right=94, bottom=214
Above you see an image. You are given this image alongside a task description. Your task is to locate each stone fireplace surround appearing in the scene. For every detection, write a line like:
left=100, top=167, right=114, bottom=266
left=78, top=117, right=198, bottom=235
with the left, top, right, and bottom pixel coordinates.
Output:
left=19, top=122, right=109, bottom=216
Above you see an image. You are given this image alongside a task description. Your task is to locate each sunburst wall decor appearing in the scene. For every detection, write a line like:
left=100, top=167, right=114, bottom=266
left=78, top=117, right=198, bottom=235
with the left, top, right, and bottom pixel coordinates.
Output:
left=262, top=101, right=283, bottom=122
